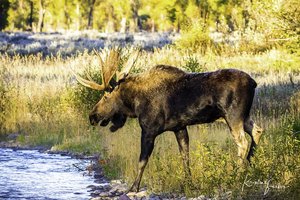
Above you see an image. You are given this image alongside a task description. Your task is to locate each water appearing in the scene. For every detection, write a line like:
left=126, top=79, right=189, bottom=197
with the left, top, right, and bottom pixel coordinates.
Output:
left=0, top=148, right=99, bottom=200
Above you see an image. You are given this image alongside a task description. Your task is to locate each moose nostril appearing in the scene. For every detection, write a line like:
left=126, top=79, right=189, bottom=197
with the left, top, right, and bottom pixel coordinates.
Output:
left=89, top=114, right=98, bottom=126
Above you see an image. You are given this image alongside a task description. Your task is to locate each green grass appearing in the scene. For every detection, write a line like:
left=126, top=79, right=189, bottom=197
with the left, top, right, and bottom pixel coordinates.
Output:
left=0, top=47, right=299, bottom=198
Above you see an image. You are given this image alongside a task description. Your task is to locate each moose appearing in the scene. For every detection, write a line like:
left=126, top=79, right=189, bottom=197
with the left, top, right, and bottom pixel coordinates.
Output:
left=73, top=49, right=263, bottom=192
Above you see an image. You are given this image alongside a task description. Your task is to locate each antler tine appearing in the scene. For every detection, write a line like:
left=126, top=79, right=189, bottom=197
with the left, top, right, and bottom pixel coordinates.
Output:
left=102, top=48, right=120, bottom=87
left=70, top=68, right=105, bottom=91
left=94, top=50, right=106, bottom=89
left=73, top=48, right=137, bottom=91
left=117, top=49, right=140, bottom=81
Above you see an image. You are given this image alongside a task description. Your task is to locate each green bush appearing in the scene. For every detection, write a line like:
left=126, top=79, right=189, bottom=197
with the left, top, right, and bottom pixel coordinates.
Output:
left=243, top=117, right=300, bottom=199
left=73, top=66, right=104, bottom=113
left=183, top=55, right=205, bottom=72
left=175, top=21, right=213, bottom=54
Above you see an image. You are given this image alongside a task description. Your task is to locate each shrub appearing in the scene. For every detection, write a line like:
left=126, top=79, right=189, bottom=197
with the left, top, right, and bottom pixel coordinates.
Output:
left=183, top=55, right=206, bottom=72
left=175, top=21, right=213, bottom=54
left=243, top=117, right=300, bottom=199
left=73, top=65, right=104, bottom=113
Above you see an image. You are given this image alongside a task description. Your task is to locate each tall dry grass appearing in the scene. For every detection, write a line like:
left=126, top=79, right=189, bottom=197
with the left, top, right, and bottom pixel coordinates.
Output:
left=0, top=48, right=299, bottom=198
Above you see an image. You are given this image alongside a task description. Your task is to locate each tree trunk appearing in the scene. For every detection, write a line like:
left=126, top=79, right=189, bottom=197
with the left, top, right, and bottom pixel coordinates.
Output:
left=37, top=0, right=45, bottom=32
left=151, top=19, right=155, bottom=32
left=105, top=20, right=115, bottom=33
left=64, top=1, right=70, bottom=30
left=0, top=0, right=10, bottom=30
left=120, top=17, right=127, bottom=33
left=28, top=0, right=34, bottom=31
left=76, top=2, right=80, bottom=31
left=87, top=0, right=96, bottom=29
left=130, top=0, right=140, bottom=32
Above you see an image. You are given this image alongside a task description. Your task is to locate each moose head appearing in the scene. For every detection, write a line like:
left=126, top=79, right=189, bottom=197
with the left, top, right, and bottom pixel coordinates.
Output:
left=72, top=48, right=139, bottom=131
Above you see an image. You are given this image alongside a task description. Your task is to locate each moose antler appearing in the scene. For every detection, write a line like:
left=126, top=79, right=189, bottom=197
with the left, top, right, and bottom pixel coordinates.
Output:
left=72, top=48, right=139, bottom=91
left=117, top=50, right=140, bottom=81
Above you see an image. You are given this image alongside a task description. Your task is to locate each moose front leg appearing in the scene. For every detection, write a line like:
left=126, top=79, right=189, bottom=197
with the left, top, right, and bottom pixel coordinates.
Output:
left=128, top=131, right=156, bottom=193
left=175, top=127, right=192, bottom=180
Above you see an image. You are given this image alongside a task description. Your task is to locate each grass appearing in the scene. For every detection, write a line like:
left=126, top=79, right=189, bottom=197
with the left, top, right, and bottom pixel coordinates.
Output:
left=0, top=47, right=299, bottom=198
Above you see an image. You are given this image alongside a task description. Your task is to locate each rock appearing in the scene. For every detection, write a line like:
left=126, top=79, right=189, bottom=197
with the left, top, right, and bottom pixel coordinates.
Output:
left=119, top=194, right=131, bottom=200
left=189, top=195, right=208, bottom=200
left=7, top=132, right=20, bottom=140
left=109, top=188, right=118, bottom=194
left=111, top=179, right=123, bottom=184
left=87, top=185, right=97, bottom=191
left=148, top=194, right=161, bottom=200
left=94, top=173, right=103, bottom=179
left=91, top=190, right=101, bottom=197
left=103, top=184, right=112, bottom=191
left=127, top=190, right=147, bottom=198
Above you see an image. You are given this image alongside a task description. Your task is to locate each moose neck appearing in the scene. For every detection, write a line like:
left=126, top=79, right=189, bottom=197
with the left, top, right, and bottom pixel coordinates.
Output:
left=117, top=79, right=139, bottom=118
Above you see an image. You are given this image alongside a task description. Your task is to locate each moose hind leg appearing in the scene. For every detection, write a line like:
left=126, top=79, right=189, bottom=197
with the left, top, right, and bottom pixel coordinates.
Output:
left=128, top=132, right=156, bottom=193
left=244, top=118, right=263, bottom=161
left=174, top=127, right=192, bottom=179
left=228, top=121, right=249, bottom=164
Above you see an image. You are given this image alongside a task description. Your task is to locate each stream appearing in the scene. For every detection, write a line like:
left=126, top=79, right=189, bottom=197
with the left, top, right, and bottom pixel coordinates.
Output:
left=0, top=148, right=102, bottom=200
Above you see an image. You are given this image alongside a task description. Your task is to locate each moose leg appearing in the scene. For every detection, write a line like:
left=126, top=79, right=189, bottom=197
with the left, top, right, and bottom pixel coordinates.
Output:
left=244, top=118, right=263, bottom=161
left=227, top=121, right=249, bottom=164
left=128, top=131, right=156, bottom=193
left=174, top=127, right=191, bottom=179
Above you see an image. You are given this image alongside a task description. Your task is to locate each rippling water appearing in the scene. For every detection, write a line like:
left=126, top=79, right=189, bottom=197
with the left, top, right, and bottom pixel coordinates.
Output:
left=0, top=148, right=98, bottom=200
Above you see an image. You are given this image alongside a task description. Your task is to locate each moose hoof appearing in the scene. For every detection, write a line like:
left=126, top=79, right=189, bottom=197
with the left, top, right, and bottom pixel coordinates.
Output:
left=126, top=185, right=139, bottom=194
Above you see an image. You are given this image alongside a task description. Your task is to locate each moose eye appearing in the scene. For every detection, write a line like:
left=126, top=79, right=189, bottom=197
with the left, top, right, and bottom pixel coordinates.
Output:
left=103, top=95, right=109, bottom=101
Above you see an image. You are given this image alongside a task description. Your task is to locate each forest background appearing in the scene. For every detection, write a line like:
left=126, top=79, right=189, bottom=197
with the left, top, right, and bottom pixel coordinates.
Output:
left=0, top=0, right=297, bottom=38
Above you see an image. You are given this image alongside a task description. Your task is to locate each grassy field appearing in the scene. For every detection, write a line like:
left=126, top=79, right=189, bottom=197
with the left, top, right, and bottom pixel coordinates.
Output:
left=1, top=47, right=299, bottom=199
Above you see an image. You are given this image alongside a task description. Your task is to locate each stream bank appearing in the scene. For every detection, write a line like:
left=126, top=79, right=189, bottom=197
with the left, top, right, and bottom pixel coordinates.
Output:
left=0, top=134, right=212, bottom=200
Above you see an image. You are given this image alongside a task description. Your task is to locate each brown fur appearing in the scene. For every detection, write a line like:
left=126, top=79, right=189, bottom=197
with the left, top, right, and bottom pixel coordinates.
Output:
left=88, top=65, right=263, bottom=192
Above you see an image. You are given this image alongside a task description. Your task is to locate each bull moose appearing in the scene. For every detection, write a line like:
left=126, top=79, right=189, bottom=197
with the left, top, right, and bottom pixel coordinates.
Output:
left=73, top=49, right=263, bottom=192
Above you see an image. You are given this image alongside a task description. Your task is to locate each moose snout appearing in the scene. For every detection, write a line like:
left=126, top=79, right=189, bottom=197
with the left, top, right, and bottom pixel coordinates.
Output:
left=89, top=113, right=102, bottom=126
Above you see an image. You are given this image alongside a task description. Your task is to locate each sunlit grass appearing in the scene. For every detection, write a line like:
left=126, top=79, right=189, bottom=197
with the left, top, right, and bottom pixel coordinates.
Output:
left=0, top=47, right=299, bottom=198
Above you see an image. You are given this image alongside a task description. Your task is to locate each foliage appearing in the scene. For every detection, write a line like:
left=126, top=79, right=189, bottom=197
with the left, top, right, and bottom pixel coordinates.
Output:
left=277, top=0, right=300, bottom=54
left=73, top=65, right=103, bottom=112
left=175, top=20, right=213, bottom=53
left=0, top=0, right=10, bottom=30
left=3, top=0, right=299, bottom=55
left=243, top=117, right=300, bottom=199
left=183, top=55, right=205, bottom=72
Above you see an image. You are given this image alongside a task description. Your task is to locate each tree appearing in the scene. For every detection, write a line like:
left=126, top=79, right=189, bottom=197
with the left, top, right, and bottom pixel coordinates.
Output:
left=0, top=0, right=10, bottom=30
left=129, top=0, right=140, bottom=32
left=87, top=0, right=97, bottom=29
left=37, top=0, right=45, bottom=32
left=28, top=0, right=34, bottom=31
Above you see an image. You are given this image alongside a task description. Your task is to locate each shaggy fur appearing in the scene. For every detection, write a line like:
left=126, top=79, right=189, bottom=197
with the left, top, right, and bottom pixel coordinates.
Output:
left=89, top=65, right=263, bottom=192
